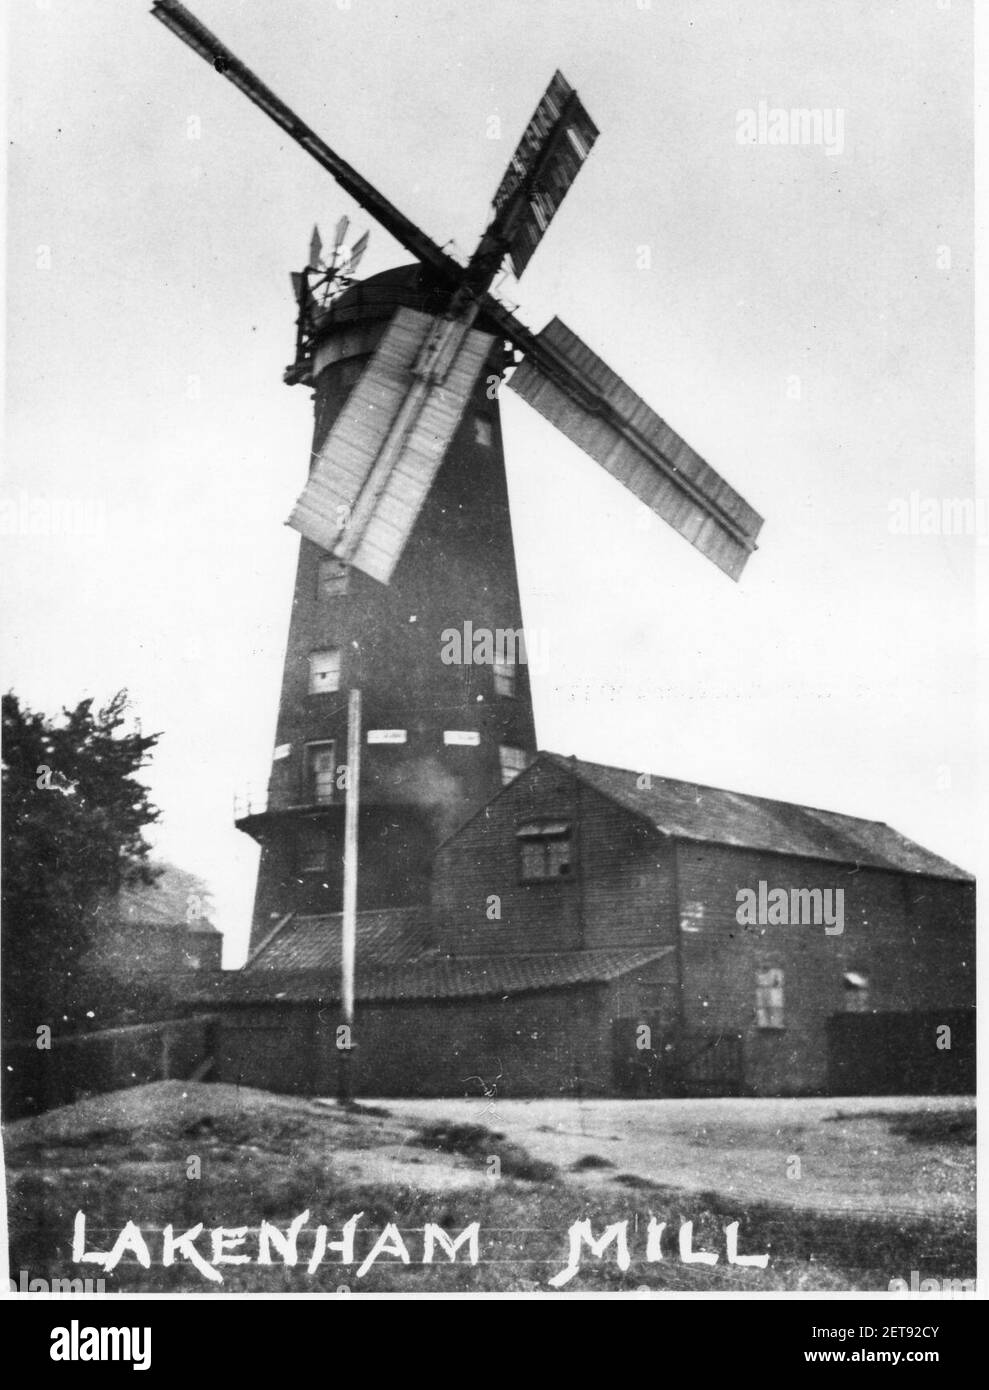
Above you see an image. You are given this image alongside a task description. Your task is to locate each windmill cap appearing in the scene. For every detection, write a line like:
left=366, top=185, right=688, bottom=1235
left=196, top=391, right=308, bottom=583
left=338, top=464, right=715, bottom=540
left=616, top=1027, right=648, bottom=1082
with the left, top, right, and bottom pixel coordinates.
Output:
left=326, top=262, right=452, bottom=329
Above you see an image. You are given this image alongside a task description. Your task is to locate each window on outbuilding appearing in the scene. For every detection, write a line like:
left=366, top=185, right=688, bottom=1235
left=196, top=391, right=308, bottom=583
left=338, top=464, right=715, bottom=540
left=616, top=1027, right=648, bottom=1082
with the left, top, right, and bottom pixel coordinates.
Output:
left=755, top=968, right=784, bottom=1029
left=517, top=820, right=573, bottom=881
left=308, top=648, right=341, bottom=695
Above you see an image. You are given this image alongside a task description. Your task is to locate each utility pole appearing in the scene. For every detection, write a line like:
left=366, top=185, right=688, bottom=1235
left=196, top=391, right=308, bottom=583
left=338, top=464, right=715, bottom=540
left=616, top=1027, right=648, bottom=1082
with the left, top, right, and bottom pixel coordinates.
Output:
left=338, top=687, right=361, bottom=1105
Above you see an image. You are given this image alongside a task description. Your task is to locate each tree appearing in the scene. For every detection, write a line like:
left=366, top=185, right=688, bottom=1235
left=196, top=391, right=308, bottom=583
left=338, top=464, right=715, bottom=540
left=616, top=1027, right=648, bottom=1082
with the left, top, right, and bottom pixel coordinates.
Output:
left=1, top=690, right=161, bottom=1038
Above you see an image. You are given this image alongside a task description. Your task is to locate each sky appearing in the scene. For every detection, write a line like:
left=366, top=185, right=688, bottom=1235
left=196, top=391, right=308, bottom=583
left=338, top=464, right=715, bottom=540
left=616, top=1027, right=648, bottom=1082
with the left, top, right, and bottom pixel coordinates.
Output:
left=2, top=0, right=981, bottom=967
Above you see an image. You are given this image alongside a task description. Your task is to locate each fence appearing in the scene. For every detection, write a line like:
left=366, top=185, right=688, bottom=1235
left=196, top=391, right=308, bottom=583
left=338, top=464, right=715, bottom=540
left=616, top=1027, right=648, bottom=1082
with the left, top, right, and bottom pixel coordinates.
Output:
left=3, top=1015, right=219, bottom=1120
left=827, top=1009, right=975, bottom=1095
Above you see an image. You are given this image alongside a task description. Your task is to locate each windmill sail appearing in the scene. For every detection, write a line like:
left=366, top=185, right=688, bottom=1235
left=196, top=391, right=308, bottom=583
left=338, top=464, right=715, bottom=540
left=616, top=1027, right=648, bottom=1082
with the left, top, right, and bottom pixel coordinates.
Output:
left=509, top=318, right=763, bottom=580
left=288, top=307, right=494, bottom=584
left=490, top=70, right=599, bottom=279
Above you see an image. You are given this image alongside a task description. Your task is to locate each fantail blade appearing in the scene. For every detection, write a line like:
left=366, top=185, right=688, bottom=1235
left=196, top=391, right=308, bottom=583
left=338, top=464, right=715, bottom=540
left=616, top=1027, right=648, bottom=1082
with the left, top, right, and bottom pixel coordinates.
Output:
left=342, top=228, right=370, bottom=276
left=332, top=214, right=350, bottom=256
left=309, top=224, right=323, bottom=266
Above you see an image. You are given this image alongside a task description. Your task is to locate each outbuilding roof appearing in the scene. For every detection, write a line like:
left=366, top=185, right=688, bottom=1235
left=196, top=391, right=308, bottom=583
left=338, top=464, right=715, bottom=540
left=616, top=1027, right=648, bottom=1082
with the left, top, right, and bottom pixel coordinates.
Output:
left=191, top=907, right=673, bottom=1004
left=249, top=906, right=432, bottom=972
left=536, top=753, right=971, bottom=881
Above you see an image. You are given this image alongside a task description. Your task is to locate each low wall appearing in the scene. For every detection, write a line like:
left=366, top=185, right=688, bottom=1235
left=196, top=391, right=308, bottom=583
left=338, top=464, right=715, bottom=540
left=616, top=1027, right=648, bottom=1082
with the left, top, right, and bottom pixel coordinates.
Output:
left=2, top=1015, right=219, bottom=1120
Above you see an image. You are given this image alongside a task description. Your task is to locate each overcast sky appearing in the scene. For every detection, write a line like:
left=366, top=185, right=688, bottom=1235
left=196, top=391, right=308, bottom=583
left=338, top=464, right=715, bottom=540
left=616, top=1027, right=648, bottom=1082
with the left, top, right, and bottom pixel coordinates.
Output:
left=3, top=0, right=979, bottom=965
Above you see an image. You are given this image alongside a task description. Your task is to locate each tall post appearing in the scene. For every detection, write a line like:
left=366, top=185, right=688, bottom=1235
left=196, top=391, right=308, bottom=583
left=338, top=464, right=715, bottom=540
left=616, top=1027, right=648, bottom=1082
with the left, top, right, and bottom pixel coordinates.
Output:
left=670, top=838, right=687, bottom=1099
left=339, top=687, right=362, bottom=1104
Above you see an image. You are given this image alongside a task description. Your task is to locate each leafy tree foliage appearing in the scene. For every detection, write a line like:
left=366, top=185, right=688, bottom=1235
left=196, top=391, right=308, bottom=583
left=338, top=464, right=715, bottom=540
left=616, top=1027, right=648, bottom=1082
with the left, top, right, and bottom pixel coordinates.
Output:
left=2, top=690, right=161, bottom=1037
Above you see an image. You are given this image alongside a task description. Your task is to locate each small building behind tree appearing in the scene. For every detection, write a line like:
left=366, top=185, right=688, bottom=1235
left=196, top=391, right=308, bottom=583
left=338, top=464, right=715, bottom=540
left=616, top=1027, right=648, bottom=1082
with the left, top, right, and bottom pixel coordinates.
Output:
left=83, top=862, right=222, bottom=1024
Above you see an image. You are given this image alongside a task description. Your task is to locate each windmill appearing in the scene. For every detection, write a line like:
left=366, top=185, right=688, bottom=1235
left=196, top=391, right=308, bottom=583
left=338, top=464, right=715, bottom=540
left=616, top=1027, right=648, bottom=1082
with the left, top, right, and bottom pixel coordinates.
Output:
left=152, top=1, right=764, bottom=951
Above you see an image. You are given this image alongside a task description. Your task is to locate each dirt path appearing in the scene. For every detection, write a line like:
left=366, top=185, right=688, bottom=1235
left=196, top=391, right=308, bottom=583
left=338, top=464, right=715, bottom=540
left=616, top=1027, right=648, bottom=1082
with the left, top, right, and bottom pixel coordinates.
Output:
left=382, top=1094, right=975, bottom=1217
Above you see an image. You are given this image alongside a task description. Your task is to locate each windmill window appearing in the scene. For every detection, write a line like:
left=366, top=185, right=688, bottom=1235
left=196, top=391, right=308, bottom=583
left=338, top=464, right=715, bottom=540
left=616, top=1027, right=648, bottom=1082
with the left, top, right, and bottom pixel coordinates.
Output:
left=843, top=971, right=870, bottom=1013
left=499, top=744, right=529, bottom=786
left=517, top=820, right=573, bottom=882
left=317, top=558, right=349, bottom=600
left=755, top=968, right=784, bottom=1029
left=303, top=741, right=336, bottom=806
left=308, top=648, right=341, bottom=695
left=298, top=820, right=331, bottom=872
left=493, top=656, right=516, bottom=698
left=474, top=415, right=493, bottom=447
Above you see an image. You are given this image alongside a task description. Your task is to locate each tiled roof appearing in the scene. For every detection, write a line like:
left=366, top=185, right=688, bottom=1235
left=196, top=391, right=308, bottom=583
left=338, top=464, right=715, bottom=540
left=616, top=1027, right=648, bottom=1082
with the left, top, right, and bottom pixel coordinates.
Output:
left=541, top=754, right=971, bottom=882
left=249, top=907, right=432, bottom=972
left=191, top=943, right=674, bottom=1005
left=91, top=862, right=221, bottom=932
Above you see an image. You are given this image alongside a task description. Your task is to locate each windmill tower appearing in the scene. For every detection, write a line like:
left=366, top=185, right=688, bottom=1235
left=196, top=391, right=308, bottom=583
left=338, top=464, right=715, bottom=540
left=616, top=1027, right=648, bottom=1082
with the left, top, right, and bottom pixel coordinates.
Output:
left=244, top=253, right=538, bottom=940
left=153, top=3, right=764, bottom=953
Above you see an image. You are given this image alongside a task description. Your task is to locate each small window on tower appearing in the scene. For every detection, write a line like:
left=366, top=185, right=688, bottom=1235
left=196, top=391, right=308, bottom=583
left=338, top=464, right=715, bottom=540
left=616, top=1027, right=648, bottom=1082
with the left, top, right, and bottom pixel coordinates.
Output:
left=498, top=744, right=529, bottom=786
left=298, top=820, right=330, bottom=872
left=308, top=648, right=341, bottom=695
left=317, top=558, right=349, bottom=600
left=517, top=820, right=573, bottom=882
left=755, top=969, right=785, bottom=1030
left=304, top=741, right=336, bottom=805
left=474, top=415, right=493, bottom=447
left=493, top=656, right=516, bottom=698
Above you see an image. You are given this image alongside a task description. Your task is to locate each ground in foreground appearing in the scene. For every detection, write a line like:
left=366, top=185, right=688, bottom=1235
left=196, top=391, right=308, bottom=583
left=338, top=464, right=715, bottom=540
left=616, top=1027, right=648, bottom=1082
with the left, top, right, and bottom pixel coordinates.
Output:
left=4, top=1084, right=975, bottom=1293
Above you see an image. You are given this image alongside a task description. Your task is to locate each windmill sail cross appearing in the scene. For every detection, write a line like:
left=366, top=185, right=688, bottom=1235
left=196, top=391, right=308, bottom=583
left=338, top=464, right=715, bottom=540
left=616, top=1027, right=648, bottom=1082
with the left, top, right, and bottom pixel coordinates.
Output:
left=151, top=0, right=764, bottom=586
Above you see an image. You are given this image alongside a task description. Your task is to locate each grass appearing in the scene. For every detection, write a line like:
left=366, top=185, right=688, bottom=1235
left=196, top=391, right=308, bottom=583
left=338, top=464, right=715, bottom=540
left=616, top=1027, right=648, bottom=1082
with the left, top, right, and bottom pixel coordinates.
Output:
left=414, top=1120, right=559, bottom=1182
left=825, top=1107, right=976, bottom=1147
